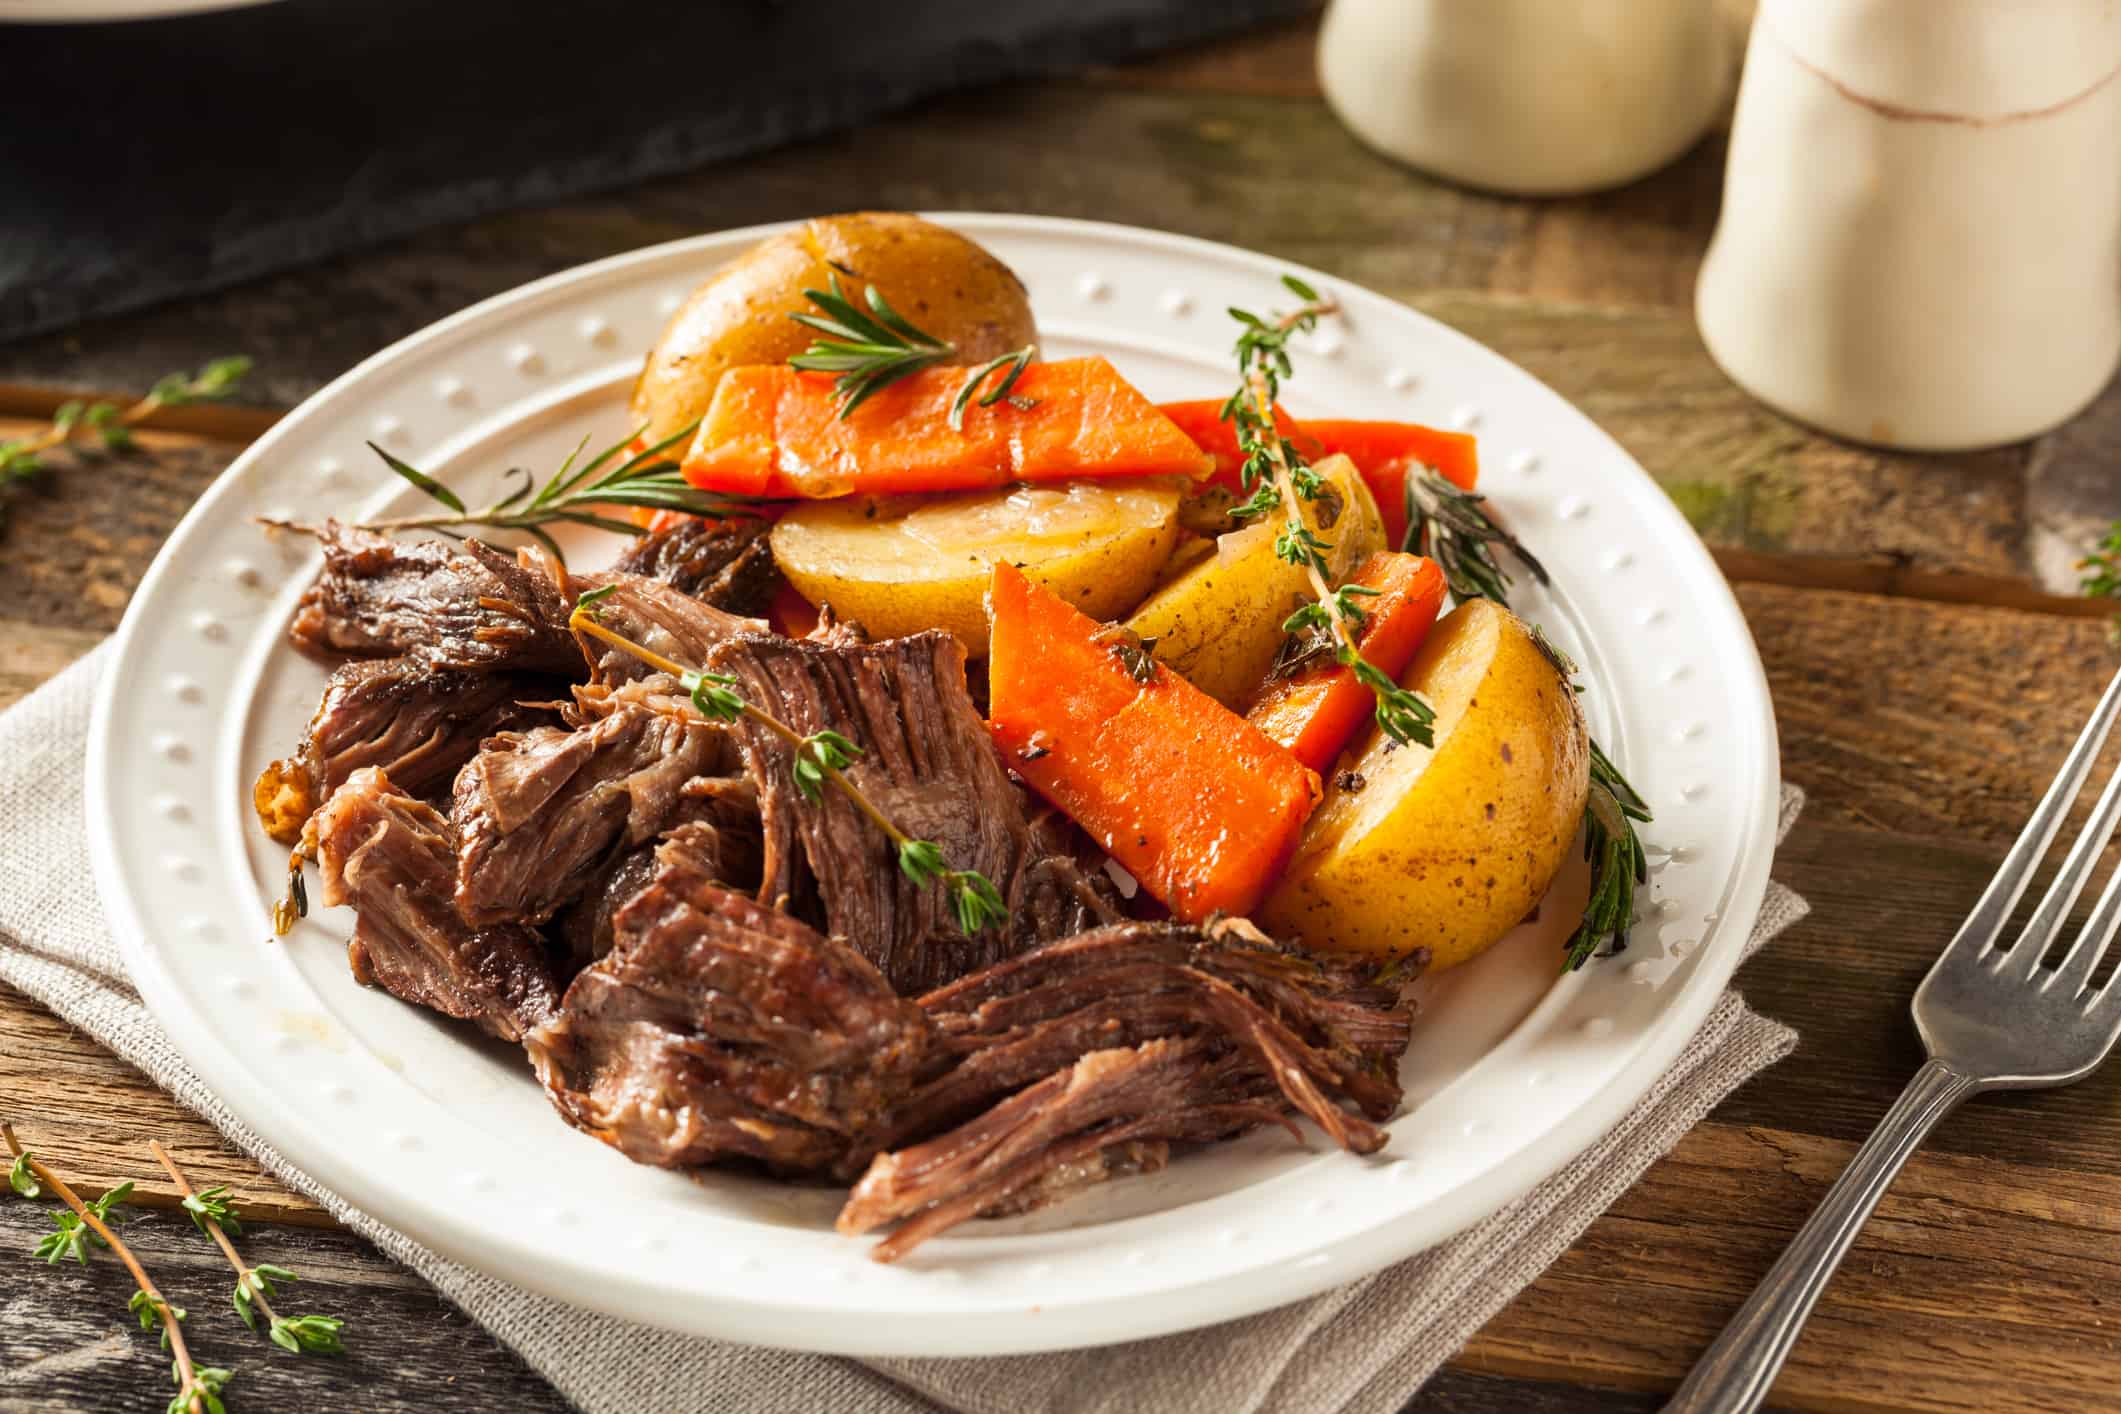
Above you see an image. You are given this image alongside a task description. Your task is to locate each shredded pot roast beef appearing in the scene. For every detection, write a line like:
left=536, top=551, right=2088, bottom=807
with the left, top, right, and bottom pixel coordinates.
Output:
left=608, top=516, right=783, bottom=617
left=284, top=521, right=580, bottom=674
left=252, top=657, right=551, bottom=845
left=710, top=627, right=1119, bottom=994
left=313, top=768, right=560, bottom=1042
left=451, top=693, right=735, bottom=928
left=276, top=528, right=1420, bottom=1263
left=526, top=833, right=936, bottom=1173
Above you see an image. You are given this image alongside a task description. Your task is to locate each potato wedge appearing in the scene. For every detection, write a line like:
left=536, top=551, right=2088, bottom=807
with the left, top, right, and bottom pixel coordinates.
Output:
left=630, top=213, right=1039, bottom=450
left=769, top=480, right=1181, bottom=657
left=1258, top=599, right=1590, bottom=969
left=1123, top=453, right=1386, bottom=707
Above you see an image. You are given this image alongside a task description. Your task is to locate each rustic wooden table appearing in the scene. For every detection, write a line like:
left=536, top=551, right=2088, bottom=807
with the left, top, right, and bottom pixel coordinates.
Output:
left=7, top=17, right=2121, bottom=1414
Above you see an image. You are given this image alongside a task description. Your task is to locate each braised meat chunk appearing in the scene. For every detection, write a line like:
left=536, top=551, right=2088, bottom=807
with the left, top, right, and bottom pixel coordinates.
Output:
left=552, top=777, right=764, bottom=972
left=527, top=834, right=936, bottom=1174
left=567, top=572, right=763, bottom=685
left=838, top=920, right=1414, bottom=1259
left=252, top=657, right=551, bottom=845
left=451, top=696, right=734, bottom=928
left=284, top=521, right=580, bottom=674
left=711, top=628, right=1118, bottom=995
left=609, top=516, right=783, bottom=617
left=313, top=768, right=559, bottom=1042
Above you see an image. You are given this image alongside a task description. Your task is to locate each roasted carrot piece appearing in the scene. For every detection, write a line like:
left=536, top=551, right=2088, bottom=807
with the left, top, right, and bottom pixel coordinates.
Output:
left=985, top=562, right=1320, bottom=922
left=1302, top=420, right=1479, bottom=548
left=1157, top=401, right=1479, bottom=547
left=683, top=358, right=1211, bottom=498
left=1244, top=552, right=1448, bottom=773
left=1154, top=399, right=1321, bottom=484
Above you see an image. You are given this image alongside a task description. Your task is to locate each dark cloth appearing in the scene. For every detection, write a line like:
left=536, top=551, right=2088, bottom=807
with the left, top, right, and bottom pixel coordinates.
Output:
left=0, top=0, right=1310, bottom=342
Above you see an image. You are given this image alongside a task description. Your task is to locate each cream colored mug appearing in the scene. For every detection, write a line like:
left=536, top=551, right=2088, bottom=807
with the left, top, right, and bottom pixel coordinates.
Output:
left=1317, top=0, right=1732, bottom=196
left=1696, top=0, right=2121, bottom=450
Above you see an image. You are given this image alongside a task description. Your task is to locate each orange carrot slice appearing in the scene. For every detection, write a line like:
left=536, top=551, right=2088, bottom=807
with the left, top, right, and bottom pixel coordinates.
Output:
left=683, top=358, right=1211, bottom=499
left=1244, top=552, right=1448, bottom=773
left=1157, top=400, right=1480, bottom=547
left=985, top=562, right=1320, bottom=922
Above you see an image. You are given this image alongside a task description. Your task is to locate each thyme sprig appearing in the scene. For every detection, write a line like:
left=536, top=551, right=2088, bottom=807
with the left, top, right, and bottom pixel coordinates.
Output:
left=150, top=1141, right=346, bottom=1356
left=568, top=595, right=1008, bottom=935
left=0, top=358, right=251, bottom=533
left=3, top=1125, right=225, bottom=1414
left=1222, top=277, right=1436, bottom=749
left=788, top=273, right=1038, bottom=426
left=351, top=421, right=759, bottom=564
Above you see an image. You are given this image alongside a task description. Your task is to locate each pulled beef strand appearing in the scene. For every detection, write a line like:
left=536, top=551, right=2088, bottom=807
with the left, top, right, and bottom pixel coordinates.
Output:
left=252, top=657, right=550, bottom=845
left=837, top=921, right=1415, bottom=1259
left=284, top=520, right=579, bottom=674
left=711, top=628, right=1118, bottom=995
left=840, top=1038, right=1301, bottom=1263
left=312, top=768, right=559, bottom=1042
left=566, top=573, right=762, bottom=686
left=450, top=695, right=733, bottom=928
left=526, top=835, right=935, bottom=1174
left=552, top=779, right=764, bottom=973
left=609, top=516, right=783, bottom=617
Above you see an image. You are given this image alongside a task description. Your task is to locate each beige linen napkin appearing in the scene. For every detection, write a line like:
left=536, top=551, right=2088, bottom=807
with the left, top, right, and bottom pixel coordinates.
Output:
left=0, top=646, right=1804, bottom=1413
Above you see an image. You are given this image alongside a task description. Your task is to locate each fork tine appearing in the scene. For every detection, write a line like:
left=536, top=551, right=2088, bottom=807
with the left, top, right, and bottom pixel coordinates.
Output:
left=2007, top=756, right=2121, bottom=978
left=1940, top=666, right=2121, bottom=967
left=2051, top=841, right=2121, bottom=994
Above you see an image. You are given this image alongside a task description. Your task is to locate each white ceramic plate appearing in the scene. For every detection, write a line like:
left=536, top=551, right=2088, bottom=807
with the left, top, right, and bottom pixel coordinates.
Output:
left=88, top=215, right=1778, bottom=1356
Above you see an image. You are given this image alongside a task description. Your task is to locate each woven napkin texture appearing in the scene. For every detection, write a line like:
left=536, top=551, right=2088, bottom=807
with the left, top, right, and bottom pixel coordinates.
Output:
left=0, top=645, right=1804, bottom=1413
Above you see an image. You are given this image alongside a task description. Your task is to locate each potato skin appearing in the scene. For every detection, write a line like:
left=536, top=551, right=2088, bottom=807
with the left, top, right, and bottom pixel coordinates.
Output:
left=629, top=212, right=1039, bottom=449
left=1123, top=454, right=1385, bottom=707
left=769, top=480, right=1181, bottom=658
left=1258, top=599, right=1590, bottom=969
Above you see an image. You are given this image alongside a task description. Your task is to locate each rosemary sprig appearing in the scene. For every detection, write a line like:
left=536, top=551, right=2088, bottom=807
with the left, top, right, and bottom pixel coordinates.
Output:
left=3, top=1125, right=227, bottom=1414
left=0, top=358, right=251, bottom=533
left=150, top=1142, right=346, bottom=1356
left=788, top=273, right=1038, bottom=425
left=352, top=421, right=759, bottom=564
left=1222, top=277, right=1436, bottom=749
left=1567, top=740, right=1653, bottom=971
left=1401, top=472, right=1548, bottom=603
left=568, top=593, right=1008, bottom=935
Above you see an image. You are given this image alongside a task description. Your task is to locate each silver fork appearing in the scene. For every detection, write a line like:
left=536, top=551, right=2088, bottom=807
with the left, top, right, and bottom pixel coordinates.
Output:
left=1666, top=665, right=2121, bottom=1414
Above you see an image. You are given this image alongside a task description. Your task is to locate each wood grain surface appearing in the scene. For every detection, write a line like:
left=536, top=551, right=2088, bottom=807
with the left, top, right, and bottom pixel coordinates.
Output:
left=6, top=13, right=2121, bottom=1414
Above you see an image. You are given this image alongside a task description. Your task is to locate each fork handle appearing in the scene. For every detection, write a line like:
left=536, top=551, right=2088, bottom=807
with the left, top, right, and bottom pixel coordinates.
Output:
left=1663, top=1057, right=1981, bottom=1413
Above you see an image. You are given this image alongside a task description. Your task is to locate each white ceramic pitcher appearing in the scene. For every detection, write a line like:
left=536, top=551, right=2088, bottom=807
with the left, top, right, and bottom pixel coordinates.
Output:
left=1317, top=0, right=1732, bottom=196
left=1696, top=0, right=2121, bottom=451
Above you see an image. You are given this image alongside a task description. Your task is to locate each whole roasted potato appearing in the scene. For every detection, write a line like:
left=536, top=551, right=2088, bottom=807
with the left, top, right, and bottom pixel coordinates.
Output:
left=630, top=212, right=1039, bottom=449
left=1258, top=598, right=1590, bottom=969
left=1123, top=454, right=1386, bottom=707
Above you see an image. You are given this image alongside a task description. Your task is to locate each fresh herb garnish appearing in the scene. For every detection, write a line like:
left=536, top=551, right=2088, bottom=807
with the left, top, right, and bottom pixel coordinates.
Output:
left=1568, top=740, right=1653, bottom=970
left=1221, top=276, right=1436, bottom=750
left=2078, top=522, right=2121, bottom=646
left=349, top=422, right=759, bottom=565
left=4, top=1126, right=226, bottom=1414
left=0, top=358, right=252, bottom=534
left=789, top=273, right=1039, bottom=423
left=569, top=595, right=1008, bottom=935
left=149, top=1141, right=347, bottom=1357
left=1401, top=472, right=1548, bottom=604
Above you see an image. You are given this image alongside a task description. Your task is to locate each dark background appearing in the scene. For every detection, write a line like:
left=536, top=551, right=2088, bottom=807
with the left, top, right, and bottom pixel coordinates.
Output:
left=0, top=0, right=1309, bottom=341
